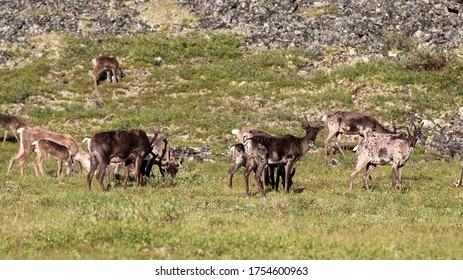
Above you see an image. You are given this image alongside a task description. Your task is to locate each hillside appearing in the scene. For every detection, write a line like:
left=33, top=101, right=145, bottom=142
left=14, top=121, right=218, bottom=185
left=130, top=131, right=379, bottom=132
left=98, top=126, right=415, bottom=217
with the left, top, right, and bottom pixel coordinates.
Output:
left=180, top=0, right=463, bottom=52
left=2, top=0, right=463, bottom=52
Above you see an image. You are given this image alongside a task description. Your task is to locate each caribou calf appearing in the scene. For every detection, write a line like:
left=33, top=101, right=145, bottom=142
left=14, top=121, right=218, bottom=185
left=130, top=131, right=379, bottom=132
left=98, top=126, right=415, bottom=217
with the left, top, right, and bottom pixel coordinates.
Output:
left=243, top=115, right=322, bottom=197
left=160, top=148, right=184, bottom=179
left=228, top=143, right=247, bottom=187
left=32, top=139, right=73, bottom=177
left=87, top=128, right=153, bottom=191
left=348, top=123, right=423, bottom=192
left=230, top=127, right=281, bottom=188
left=323, top=111, right=392, bottom=156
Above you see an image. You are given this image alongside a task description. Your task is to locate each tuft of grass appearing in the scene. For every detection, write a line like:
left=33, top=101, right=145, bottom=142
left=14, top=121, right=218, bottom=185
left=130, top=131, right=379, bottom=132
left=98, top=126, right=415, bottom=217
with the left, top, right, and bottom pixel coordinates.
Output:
left=295, top=5, right=336, bottom=18
left=0, top=60, right=54, bottom=104
left=405, top=48, right=452, bottom=72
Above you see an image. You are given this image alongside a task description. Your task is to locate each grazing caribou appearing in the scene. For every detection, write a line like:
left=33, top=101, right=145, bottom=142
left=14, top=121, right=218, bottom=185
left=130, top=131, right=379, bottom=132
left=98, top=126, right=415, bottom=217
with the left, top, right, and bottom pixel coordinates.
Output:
left=143, top=133, right=184, bottom=179
left=7, top=127, right=90, bottom=176
left=243, top=115, right=322, bottom=197
left=348, top=123, right=423, bottom=192
left=92, top=55, right=123, bottom=90
left=0, top=113, right=25, bottom=144
left=160, top=147, right=184, bottom=179
left=322, top=111, right=392, bottom=156
left=32, top=139, right=73, bottom=177
left=87, top=128, right=154, bottom=191
left=83, top=136, right=127, bottom=184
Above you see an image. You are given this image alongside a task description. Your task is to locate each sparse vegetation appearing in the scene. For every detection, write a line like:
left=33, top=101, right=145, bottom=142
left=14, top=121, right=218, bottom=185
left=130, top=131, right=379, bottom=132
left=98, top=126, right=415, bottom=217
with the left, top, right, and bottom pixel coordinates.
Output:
left=296, top=5, right=337, bottom=19
left=0, top=31, right=462, bottom=259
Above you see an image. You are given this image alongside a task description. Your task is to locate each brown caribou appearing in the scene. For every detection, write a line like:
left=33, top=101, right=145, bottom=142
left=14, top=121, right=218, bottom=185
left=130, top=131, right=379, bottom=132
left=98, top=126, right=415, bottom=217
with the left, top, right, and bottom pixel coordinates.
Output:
left=322, top=111, right=392, bottom=156
left=229, top=127, right=292, bottom=191
left=243, top=115, right=322, bottom=197
left=0, top=113, right=25, bottom=144
left=143, top=133, right=184, bottom=179
left=92, top=55, right=123, bottom=90
left=228, top=143, right=295, bottom=192
left=32, top=139, right=74, bottom=177
left=7, top=127, right=90, bottom=176
left=87, top=128, right=154, bottom=191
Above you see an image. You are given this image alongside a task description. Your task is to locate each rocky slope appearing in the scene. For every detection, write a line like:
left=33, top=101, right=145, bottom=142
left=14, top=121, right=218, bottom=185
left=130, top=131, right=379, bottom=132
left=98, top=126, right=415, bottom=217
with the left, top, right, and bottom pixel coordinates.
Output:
left=0, top=0, right=195, bottom=63
left=0, top=0, right=151, bottom=42
left=2, top=0, right=463, bottom=53
left=178, top=0, right=463, bottom=54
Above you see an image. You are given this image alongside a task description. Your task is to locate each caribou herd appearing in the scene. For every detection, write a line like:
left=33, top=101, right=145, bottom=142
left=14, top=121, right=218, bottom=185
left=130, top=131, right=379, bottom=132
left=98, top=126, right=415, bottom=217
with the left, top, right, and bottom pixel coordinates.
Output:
left=0, top=55, right=459, bottom=196
left=2, top=116, right=184, bottom=192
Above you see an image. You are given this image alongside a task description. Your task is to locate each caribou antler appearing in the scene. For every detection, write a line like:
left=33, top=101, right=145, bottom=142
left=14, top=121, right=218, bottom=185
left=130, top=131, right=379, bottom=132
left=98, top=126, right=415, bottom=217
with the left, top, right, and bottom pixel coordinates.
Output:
left=150, top=122, right=162, bottom=145
left=303, top=113, right=322, bottom=129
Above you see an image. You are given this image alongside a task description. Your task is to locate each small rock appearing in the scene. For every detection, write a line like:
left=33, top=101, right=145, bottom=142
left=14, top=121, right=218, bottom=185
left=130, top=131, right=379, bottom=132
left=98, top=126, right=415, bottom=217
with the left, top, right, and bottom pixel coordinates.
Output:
left=95, top=98, right=105, bottom=108
left=153, top=57, right=164, bottom=67
left=325, top=159, right=339, bottom=167
left=434, top=118, right=448, bottom=128
left=421, top=119, right=434, bottom=130
left=18, top=93, right=29, bottom=103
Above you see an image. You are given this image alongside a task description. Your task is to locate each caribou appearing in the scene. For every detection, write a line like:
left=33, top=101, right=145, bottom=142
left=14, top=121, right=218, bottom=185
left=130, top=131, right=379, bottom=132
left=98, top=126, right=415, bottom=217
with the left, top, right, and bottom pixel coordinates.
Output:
left=242, top=115, right=322, bottom=197
left=143, top=133, right=184, bottom=179
left=32, top=139, right=73, bottom=177
left=7, top=127, right=90, bottom=176
left=87, top=128, right=154, bottom=191
left=92, top=55, right=123, bottom=90
left=348, top=122, right=423, bottom=192
left=322, top=111, right=392, bottom=156
left=228, top=143, right=295, bottom=192
left=0, top=113, right=25, bottom=144
left=229, top=127, right=281, bottom=188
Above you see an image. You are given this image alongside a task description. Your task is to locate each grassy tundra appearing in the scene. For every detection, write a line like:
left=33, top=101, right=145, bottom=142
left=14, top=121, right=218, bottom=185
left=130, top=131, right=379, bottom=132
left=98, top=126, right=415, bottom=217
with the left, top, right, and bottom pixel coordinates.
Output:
left=0, top=32, right=462, bottom=259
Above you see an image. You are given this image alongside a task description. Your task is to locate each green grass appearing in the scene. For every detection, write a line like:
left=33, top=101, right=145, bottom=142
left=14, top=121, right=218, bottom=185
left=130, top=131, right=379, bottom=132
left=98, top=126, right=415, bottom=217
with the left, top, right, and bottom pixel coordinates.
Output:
left=0, top=32, right=462, bottom=259
left=1, top=144, right=462, bottom=259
